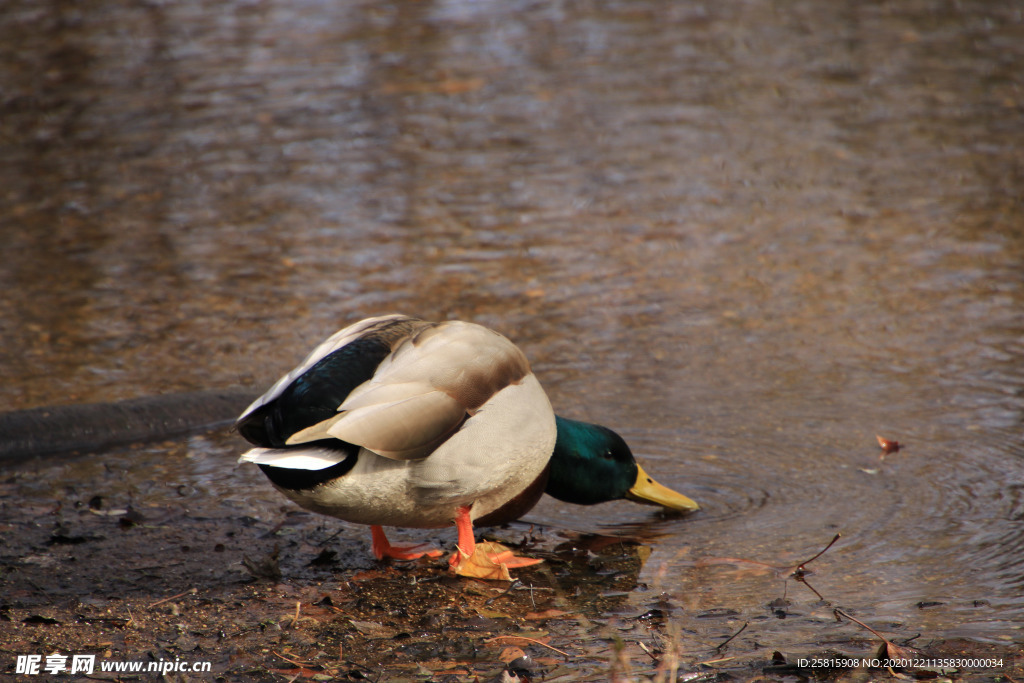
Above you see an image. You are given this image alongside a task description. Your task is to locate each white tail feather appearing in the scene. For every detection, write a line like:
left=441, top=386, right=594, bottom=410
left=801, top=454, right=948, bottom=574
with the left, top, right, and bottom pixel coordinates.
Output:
left=238, top=447, right=348, bottom=471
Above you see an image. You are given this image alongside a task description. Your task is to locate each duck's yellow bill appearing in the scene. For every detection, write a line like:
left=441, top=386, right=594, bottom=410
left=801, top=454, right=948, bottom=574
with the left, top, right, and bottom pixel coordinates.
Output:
left=626, top=464, right=699, bottom=512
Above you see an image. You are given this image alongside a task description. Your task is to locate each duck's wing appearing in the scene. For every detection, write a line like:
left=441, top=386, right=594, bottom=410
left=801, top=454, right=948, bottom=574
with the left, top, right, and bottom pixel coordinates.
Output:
left=235, top=314, right=427, bottom=448
left=285, top=320, right=531, bottom=460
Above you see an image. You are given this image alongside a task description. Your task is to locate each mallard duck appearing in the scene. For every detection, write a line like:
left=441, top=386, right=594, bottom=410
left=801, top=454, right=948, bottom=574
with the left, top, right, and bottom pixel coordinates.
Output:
left=236, top=315, right=698, bottom=573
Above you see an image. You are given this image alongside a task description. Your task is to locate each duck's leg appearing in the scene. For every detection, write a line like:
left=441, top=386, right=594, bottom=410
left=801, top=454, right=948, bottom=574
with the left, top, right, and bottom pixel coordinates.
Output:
left=449, top=505, right=477, bottom=566
left=370, top=525, right=443, bottom=561
left=448, top=506, right=542, bottom=570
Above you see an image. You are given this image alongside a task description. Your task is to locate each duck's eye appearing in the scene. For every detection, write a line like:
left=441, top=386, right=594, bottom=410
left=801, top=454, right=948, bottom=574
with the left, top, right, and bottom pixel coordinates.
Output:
left=603, top=450, right=613, bottom=460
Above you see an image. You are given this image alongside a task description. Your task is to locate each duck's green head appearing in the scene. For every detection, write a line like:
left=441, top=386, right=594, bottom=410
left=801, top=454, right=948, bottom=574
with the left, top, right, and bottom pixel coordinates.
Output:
left=547, top=415, right=699, bottom=512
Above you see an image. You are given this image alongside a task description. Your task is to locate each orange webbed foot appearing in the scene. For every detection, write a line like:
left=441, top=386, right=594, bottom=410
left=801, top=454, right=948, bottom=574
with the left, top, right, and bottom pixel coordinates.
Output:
left=371, top=525, right=443, bottom=561
left=486, top=549, right=543, bottom=569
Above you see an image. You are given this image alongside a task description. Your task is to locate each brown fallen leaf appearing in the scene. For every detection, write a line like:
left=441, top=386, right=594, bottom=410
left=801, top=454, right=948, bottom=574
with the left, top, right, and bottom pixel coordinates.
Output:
left=242, top=546, right=281, bottom=580
left=348, top=619, right=398, bottom=638
left=269, top=668, right=319, bottom=678
left=485, top=635, right=570, bottom=657
left=876, top=638, right=922, bottom=663
left=834, top=608, right=924, bottom=668
left=436, top=77, right=485, bottom=95
left=348, top=569, right=392, bottom=582
left=499, top=646, right=528, bottom=663
left=451, top=541, right=541, bottom=581
left=379, top=77, right=485, bottom=96
left=525, top=609, right=569, bottom=620
left=876, top=435, right=901, bottom=455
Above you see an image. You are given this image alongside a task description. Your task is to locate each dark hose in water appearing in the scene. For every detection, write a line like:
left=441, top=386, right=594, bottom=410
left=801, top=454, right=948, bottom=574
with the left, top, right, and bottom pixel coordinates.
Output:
left=0, top=390, right=257, bottom=463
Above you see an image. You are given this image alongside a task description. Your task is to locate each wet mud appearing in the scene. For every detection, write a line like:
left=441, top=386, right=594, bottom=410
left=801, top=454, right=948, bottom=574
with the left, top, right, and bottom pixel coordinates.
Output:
left=2, top=423, right=1021, bottom=681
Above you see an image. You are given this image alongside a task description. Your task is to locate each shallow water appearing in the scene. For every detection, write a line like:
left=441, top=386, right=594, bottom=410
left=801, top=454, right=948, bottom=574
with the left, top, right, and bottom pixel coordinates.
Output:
left=2, top=0, right=1022, bottom=667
